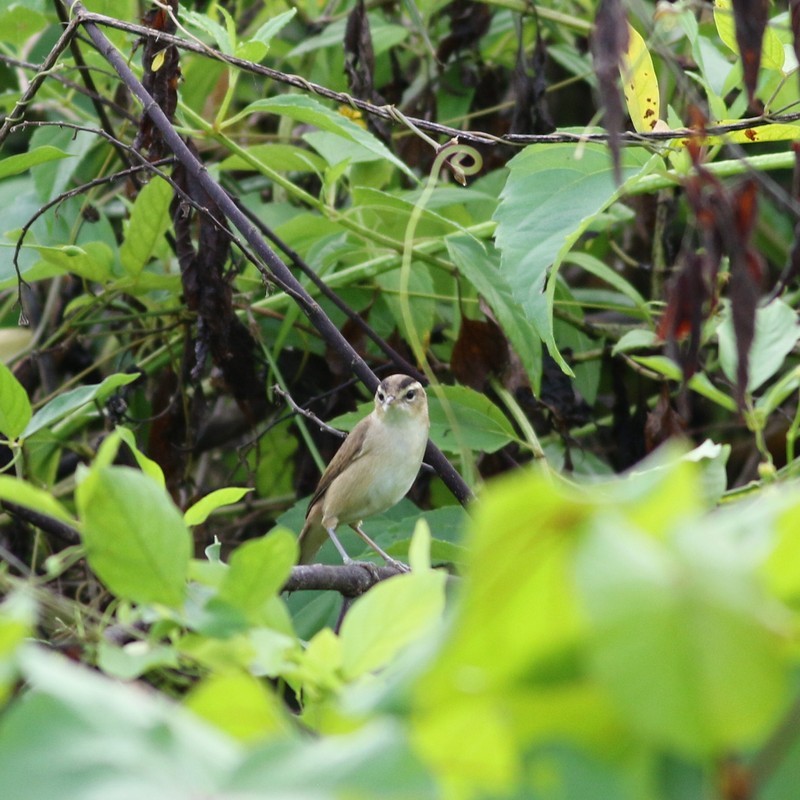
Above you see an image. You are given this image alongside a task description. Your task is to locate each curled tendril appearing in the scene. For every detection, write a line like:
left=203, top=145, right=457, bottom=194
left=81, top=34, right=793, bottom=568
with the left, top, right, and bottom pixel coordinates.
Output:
left=433, top=138, right=483, bottom=186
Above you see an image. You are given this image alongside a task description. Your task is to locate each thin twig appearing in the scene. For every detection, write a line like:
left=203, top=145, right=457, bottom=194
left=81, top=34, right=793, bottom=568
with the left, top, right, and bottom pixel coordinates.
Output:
left=273, top=385, right=346, bottom=438
left=0, top=13, right=81, bottom=147
left=66, top=0, right=474, bottom=507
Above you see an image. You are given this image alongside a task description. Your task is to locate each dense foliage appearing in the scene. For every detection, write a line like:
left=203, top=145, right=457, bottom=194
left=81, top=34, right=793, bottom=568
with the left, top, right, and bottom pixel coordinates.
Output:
left=3, top=0, right=800, bottom=797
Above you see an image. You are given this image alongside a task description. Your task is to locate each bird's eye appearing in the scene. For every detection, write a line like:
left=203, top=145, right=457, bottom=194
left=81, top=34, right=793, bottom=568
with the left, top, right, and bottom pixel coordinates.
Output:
left=405, top=390, right=416, bottom=400
left=377, top=390, right=385, bottom=402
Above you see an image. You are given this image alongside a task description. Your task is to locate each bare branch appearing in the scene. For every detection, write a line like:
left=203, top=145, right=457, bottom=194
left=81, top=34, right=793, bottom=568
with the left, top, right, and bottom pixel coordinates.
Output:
left=65, top=0, right=474, bottom=507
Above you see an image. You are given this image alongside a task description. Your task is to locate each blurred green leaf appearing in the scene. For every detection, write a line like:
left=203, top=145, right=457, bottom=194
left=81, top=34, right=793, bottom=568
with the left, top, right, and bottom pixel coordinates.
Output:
left=340, top=569, right=446, bottom=678
left=184, top=487, right=253, bottom=526
left=76, top=466, right=191, bottom=607
left=575, top=518, right=788, bottom=755
left=0, top=362, right=31, bottom=439
left=216, top=530, right=297, bottom=622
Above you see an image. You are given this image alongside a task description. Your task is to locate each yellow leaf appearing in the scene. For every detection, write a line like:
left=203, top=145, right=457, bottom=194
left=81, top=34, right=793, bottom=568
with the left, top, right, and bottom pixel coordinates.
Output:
left=620, top=25, right=660, bottom=133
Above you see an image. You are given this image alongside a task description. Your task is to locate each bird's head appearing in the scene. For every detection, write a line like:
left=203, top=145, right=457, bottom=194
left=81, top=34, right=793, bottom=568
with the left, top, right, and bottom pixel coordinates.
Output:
left=374, top=374, right=428, bottom=424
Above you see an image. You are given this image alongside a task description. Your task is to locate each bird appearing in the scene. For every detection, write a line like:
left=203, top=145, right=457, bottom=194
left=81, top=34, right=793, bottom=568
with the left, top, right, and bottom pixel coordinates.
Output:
left=297, top=374, right=430, bottom=568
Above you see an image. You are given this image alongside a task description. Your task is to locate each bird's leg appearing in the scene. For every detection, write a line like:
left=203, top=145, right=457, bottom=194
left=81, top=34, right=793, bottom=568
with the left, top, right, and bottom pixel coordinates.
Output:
left=350, top=523, right=410, bottom=573
left=325, top=526, right=383, bottom=580
left=325, top=526, right=354, bottom=564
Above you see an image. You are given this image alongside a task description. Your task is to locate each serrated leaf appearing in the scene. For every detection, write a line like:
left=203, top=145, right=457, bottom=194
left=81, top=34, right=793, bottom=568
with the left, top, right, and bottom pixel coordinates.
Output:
left=250, top=9, right=296, bottom=47
left=0, top=362, right=31, bottom=440
left=77, top=467, right=191, bottom=607
left=184, top=487, right=253, bottom=526
left=180, top=8, right=233, bottom=54
left=446, top=234, right=542, bottom=391
left=493, top=142, right=653, bottom=373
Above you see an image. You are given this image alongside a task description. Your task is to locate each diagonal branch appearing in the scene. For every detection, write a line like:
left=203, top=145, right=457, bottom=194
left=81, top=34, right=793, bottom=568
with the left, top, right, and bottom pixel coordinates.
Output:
left=64, top=0, right=473, bottom=507
left=0, top=13, right=82, bottom=147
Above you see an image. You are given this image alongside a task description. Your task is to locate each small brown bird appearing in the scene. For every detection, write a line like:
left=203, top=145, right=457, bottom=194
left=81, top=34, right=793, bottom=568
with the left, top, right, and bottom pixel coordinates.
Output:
left=297, top=374, right=429, bottom=567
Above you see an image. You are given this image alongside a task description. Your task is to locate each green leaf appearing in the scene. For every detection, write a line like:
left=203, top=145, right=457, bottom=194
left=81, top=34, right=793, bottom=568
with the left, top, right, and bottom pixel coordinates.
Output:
left=180, top=7, right=233, bottom=54
left=33, top=241, right=114, bottom=282
left=235, top=95, right=415, bottom=179
left=216, top=530, right=297, bottom=620
left=428, top=385, right=517, bottom=454
left=575, top=519, right=788, bottom=755
left=184, top=487, right=253, bottom=526
left=377, top=263, right=435, bottom=347
left=184, top=671, right=292, bottom=741
left=0, top=146, right=71, bottom=180
left=115, top=426, right=166, bottom=486
left=0, top=647, right=238, bottom=799
left=0, top=475, right=76, bottom=525
left=76, top=466, right=191, bottom=607
left=493, top=142, right=653, bottom=373
left=0, top=592, right=36, bottom=705
left=332, top=385, right=517, bottom=455
left=252, top=9, right=296, bottom=44
left=219, top=143, right=326, bottom=174
left=97, top=640, right=179, bottom=681
left=630, top=354, right=683, bottom=381
left=22, top=373, right=139, bottom=439
left=611, top=328, right=658, bottom=354
left=119, top=177, right=173, bottom=278
left=340, top=569, right=446, bottom=678
left=564, top=252, right=652, bottom=321
left=718, top=299, right=800, bottom=393
left=0, top=362, right=31, bottom=439
left=446, top=233, right=542, bottom=391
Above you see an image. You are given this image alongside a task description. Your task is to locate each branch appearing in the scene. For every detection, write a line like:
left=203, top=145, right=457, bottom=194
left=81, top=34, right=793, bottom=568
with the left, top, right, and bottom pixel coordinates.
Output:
left=56, top=8, right=800, bottom=150
left=283, top=563, right=407, bottom=596
left=66, top=0, right=474, bottom=507
left=0, top=13, right=81, bottom=147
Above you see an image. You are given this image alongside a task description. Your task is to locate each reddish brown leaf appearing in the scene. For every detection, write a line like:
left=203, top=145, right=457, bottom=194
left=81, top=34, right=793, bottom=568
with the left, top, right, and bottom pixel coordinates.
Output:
left=451, top=316, right=509, bottom=391
left=171, top=143, right=265, bottom=420
left=657, top=252, right=707, bottom=379
left=731, top=0, right=769, bottom=107
left=133, top=0, right=181, bottom=159
left=591, top=0, right=629, bottom=182
left=645, top=385, right=686, bottom=452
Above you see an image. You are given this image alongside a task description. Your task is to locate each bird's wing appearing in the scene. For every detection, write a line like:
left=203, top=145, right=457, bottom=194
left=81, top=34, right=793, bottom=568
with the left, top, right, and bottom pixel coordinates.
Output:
left=305, top=416, right=373, bottom=519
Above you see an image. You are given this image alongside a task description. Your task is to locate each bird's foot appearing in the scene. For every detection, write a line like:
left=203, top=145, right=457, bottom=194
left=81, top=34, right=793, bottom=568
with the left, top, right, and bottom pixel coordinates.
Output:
left=342, top=557, right=408, bottom=577
left=382, top=556, right=410, bottom=573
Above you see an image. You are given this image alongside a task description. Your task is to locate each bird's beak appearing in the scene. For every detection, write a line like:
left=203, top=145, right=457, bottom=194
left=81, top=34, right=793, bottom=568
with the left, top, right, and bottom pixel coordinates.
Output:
left=381, top=394, right=395, bottom=410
